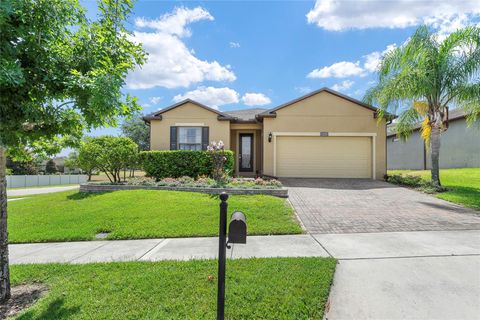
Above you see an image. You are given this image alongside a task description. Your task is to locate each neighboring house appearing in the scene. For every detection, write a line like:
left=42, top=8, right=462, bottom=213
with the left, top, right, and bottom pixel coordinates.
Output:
left=38, top=156, right=82, bottom=174
left=387, top=108, right=480, bottom=170
left=144, top=88, right=388, bottom=179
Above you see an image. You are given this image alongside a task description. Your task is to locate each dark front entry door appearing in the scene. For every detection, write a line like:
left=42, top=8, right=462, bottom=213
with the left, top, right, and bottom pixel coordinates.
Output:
left=239, top=133, right=254, bottom=172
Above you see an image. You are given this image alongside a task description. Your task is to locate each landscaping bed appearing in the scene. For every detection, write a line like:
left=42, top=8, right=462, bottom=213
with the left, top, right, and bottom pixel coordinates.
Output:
left=10, top=258, right=336, bottom=319
left=80, top=176, right=288, bottom=197
left=8, top=190, right=302, bottom=243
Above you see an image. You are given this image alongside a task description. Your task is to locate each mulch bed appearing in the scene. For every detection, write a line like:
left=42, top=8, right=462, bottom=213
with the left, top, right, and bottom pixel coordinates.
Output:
left=0, top=283, right=48, bottom=319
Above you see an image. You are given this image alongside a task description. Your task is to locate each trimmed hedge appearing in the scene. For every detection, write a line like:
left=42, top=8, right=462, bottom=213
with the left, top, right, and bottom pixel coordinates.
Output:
left=140, top=150, right=234, bottom=179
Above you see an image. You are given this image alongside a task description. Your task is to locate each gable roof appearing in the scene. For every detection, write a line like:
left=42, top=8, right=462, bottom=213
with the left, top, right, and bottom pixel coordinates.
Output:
left=257, top=87, right=389, bottom=119
left=143, top=99, right=235, bottom=123
left=224, top=108, right=267, bottom=122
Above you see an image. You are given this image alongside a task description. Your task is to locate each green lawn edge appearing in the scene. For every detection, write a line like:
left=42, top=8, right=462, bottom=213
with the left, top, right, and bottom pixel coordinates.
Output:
left=9, top=190, right=303, bottom=244
left=11, top=257, right=337, bottom=319
left=388, top=168, right=480, bottom=210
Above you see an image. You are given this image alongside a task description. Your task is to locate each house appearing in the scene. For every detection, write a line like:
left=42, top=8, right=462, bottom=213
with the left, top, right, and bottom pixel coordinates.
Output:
left=387, top=108, right=480, bottom=170
left=144, top=88, right=388, bottom=179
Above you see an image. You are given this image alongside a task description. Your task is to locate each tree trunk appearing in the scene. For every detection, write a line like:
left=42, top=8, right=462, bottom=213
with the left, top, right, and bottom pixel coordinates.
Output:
left=0, top=147, right=11, bottom=302
left=430, top=126, right=442, bottom=188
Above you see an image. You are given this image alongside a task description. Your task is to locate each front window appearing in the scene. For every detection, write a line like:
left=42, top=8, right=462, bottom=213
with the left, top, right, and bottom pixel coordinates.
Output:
left=178, top=127, right=202, bottom=150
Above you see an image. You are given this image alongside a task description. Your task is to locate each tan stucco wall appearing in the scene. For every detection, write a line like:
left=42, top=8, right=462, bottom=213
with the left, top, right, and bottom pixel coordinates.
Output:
left=150, top=102, right=231, bottom=150
left=262, top=91, right=387, bottom=180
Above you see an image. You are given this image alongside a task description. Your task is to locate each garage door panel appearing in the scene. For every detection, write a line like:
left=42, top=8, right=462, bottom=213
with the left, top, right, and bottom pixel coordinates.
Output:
left=276, top=136, right=372, bottom=178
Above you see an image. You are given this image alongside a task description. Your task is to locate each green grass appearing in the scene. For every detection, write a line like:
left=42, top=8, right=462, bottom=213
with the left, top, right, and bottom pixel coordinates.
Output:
left=8, top=190, right=302, bottom=243
left=388, top=168, right=480, bottom=210
left=11, top=258, right=336, bottom=319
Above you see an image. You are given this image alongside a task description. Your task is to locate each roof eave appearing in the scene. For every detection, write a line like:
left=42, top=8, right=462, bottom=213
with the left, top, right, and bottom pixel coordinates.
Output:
left=256, top=112, right=277, bottom=119
left=143, top=115, right=162, bottom=123
left=148, top=99, right=233, bottom=119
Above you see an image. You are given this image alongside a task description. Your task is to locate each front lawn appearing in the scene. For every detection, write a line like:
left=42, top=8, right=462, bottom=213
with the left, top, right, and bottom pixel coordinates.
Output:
left=8, top=190, right=302, bottom=243
left=388, top=168, right=480, bottom=210
left=11, top=258, right=336, bottom=319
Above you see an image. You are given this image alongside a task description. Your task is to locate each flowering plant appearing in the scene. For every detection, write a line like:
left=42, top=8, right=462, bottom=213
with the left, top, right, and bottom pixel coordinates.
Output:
left=207, top=140, right=228, bottom=183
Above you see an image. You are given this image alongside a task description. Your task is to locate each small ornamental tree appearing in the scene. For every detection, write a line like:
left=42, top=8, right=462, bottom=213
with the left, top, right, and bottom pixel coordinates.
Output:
left=207, top=141, right=228, bottom=183
left=78, top=138, right=101, bottom=181
left=0, top=0, right=145, bottom=301
left=80, top=136, right=138, bottom=183
left=45, top=159, right=57, bottom=174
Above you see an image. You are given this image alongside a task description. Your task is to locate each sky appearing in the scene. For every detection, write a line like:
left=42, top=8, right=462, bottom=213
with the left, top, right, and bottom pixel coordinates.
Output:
left=70, top=0, right=480, bottom=154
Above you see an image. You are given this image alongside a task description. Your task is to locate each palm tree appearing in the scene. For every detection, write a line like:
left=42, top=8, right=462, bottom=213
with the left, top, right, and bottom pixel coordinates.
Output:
left=365, top=26, right=480, bottom=188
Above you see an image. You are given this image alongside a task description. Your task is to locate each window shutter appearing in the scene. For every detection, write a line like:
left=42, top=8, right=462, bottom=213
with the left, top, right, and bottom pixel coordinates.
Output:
left=170, top=126, right=177, bottom=150
left=202, top=127, right=209, bottom=150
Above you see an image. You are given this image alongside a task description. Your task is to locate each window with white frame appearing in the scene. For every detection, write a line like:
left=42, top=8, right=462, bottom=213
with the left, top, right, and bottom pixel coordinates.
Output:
left=178, top=127, right=202, bottom=150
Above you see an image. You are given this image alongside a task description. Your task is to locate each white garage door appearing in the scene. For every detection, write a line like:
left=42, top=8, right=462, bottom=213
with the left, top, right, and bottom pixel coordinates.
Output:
left=276, top=136, right=372, bottom=178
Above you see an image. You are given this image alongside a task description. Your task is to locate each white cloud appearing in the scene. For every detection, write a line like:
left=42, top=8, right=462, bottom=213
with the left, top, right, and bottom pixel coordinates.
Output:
left=307, top=61, right=365, bottom=79
left=172, top=86, right=239, bottom=108
left=363, top=44, right=397, bottom=72
left=149, top=96, right=162, bottom=105
left=331, top=80, right=354, bottom=92
left=308, top=43, right=398, bottom=80
left=126, top=7, right=235, bottom=89
left=241, top=93, right=271, bottom=106
left=425, top=14, right=472, bottom=42
left=295, top=86, right=312, bottom=94
left=134, top=7, right=213, bottom=37
left=306, top=0, right=480, bottom=32
left=229, top=42, right=240, bottom=48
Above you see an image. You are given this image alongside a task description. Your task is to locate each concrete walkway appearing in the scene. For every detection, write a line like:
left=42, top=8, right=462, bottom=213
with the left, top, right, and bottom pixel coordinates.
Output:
left=9, top=230, right=480, bottom=319
left=7, top=185, right=79, bottom=197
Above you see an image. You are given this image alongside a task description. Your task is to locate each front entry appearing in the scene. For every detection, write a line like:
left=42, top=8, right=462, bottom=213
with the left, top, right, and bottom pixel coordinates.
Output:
left=239, top=133, right=254, bottom=172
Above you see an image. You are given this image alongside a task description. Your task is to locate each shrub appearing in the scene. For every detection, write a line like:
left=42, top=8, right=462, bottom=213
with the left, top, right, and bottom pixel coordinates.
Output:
left=386, top=174, right=423, bottom=187
left=386, top=174, right=445, bottom=193
left=124, top=176, right=282, bottom=189
left=126, top=177, right=156, bottom=186
left=140, top=150, right=234, bottom=180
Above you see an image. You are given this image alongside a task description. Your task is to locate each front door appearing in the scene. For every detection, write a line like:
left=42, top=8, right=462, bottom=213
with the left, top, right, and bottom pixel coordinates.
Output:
left=239, top=133, right=254, bottom=172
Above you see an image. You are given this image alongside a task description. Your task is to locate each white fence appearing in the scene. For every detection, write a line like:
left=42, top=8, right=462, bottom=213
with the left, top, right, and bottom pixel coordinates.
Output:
left=7, top=175, right=88, bottom=188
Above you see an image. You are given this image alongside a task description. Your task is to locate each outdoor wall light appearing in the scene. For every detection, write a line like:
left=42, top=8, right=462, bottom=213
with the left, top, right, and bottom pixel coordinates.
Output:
left=268, top=132, right=272, bottom=142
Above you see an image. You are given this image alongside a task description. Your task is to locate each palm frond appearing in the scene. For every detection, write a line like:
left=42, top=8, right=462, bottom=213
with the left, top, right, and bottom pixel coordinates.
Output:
left=454, top=83, right=480, bottom=124
left=395, top=108, right=422, bottom=140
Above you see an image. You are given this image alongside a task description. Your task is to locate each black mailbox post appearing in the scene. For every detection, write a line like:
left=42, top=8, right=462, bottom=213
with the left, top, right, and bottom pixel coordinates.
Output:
left=217, top=193, right=247, bottom=320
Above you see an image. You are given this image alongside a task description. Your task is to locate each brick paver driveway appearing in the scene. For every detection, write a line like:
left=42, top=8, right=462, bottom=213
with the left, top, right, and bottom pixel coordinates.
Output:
left=283, top=178, right=480, bottom=234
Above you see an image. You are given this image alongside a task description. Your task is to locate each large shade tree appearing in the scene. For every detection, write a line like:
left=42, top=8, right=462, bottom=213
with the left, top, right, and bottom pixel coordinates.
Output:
left=121, top=114, right=150, bottom=151
left=365, top=26, right=480, bottom=188
left=0, top=0, right=145, bottom=301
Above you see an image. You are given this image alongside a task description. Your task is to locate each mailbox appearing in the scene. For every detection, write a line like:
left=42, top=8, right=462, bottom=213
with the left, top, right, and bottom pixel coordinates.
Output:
left=227, top=211, right=247, bottom=244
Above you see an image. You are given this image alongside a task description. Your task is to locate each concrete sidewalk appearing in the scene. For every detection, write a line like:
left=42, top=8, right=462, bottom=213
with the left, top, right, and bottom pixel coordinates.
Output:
left=10, top=230, right=479, bottom=263
left=7, top=185, right=79, bottom=197
left=9, top=230, right=480, bottom=319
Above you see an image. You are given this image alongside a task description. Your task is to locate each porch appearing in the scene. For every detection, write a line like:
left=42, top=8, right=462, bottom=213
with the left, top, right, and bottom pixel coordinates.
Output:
left=230, top=123, right=263, bottom=177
